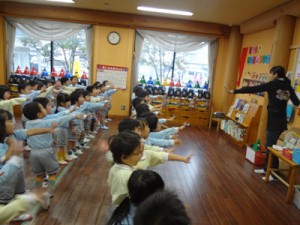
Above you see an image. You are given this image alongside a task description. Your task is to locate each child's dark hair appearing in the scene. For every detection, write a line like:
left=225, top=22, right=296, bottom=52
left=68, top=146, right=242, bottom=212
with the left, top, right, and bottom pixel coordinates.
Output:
left=56, top=93, right=71, bottom=113
left=23, top=102, right=42, bottom=120
left=70, top=76, right=77, bottom=81
left=107, top=170, right=165, bottom=225
left=70, top=89, right=84, bottom=105
left=28, top=80, right=39, bottom=87
left=36, top=82, right=45, bottom=90
left=132, top=97, right=145, bottom=110
left=136, top=118, right=148, bottom=131
left=17, top=83, right=29, bottom=93
left=270, top=66, right=285, bottom=78
left=86, top=85, right=94, bottom=94
left=134, top=190, right=191, bottom=225
left=60, top=77, right=70, bottom=85
left=82, top=90, right=90, bottom=98
left=133, top=85, right=143, bottom=95
left=135, top=104, right=151, bottom=118
left=110, top=131, right=141, bottom=164
left=0, top=85, right=10, bottom=100
left=0, top=109, right=13, bottom=143
left=118, top=118, right=141, bottom=133
left=140, top=112, right=158, bottom=132
left=33, top=97, right=49, bottom=110
left=102, top=80, right=109, bottom=86
left=136, top=89, right=148, bottom=98
left=43, top=79, right=54, bottom=86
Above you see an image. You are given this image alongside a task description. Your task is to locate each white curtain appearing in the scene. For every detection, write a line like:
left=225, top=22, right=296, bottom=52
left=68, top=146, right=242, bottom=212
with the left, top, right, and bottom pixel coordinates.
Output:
left=5, top=20, right=16, bottom=78
left=85, top=26, right=94, bottom=81
left=137, top=29, right=215, bottom=53
left=132, top=32, right=144, bottom=89
left=208, top=40, right=218, bottom=92
left=7, top=17, right=89, bottom=41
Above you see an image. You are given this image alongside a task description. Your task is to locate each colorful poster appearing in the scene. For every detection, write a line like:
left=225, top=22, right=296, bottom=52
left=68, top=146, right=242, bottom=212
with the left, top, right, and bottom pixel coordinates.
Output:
left=96, top=64, right=128, bottom=89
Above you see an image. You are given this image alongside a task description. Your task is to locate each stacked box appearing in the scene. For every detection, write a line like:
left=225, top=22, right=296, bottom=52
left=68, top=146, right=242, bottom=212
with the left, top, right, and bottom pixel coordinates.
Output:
left=246, top=146, right=266, bottom=166
left=293, top=149, right=300, bottom=164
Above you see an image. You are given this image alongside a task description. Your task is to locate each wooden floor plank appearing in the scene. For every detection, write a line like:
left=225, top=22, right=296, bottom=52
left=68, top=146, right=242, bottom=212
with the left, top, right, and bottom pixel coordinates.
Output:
left=12, top=119, right=300, bottom=225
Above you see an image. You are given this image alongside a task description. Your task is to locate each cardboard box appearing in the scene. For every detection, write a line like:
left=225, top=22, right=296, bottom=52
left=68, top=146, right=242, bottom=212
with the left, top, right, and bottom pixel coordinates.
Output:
left=246, top=146, right=266, bottom=166
left=294, top=188, right=300, bottom=210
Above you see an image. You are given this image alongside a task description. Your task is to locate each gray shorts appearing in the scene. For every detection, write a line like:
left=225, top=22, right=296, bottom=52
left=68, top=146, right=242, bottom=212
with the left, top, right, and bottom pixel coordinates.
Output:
left=30, top=147, right=59, bottom=175
left=54, top=127, right=67, bottom=147
left=67, top=125, right=83, bottom=141
left=0, top=164, right=25, bottom=204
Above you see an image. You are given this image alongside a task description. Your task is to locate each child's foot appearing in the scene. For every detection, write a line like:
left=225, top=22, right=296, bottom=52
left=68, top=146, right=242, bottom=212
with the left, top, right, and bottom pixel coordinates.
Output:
left=12, top=213, right=33, bottom=222
left=24, top=145, right=31, bottom=151
left=101, top=124, right=109, bottom=130
left=58, top=160, right=68, bottom=165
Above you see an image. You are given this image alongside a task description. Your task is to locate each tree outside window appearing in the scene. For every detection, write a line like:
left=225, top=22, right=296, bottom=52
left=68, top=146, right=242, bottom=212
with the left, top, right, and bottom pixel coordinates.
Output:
left=138, top=39, right=208, bottom=88
left=14, top=29, right=88, bottom=76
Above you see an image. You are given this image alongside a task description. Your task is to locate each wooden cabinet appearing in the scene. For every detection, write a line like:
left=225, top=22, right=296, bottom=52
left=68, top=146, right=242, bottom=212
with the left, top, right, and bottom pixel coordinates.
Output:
left=221, top=102, right=262, bottom=147
left=153, top=96, right=210, bottom=126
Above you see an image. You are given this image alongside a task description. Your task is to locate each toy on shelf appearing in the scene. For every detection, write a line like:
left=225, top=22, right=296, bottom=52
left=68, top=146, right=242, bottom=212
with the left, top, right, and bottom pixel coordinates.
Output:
left=59, top=69, right=66, bottom=77
left=23, top=66, right=30, bottom=75
left=186, top=80, right=193, bottom=88
left=51, top=68, right=58, bottom=77
left=175, top=79, right=181, bottom=87
left=194, top=81, right=200, bottom=88
left=155, top=78, right=161, bottom=86
left=65, top=70, right=71, bottom=78
left=41, top=68, right=49, bottom=77
left=30, top=67, right=37, bottom=76
left=162, top=78, right=168, bottom=86
left=169, top=77, right=175, bottom=86
left=81, top=71, right=88, bottom=79
left=147, top=76, right=154, bottom=85
left=140, top=75, right=146, bottom=85
left=15, top=66, right=22, bottom=74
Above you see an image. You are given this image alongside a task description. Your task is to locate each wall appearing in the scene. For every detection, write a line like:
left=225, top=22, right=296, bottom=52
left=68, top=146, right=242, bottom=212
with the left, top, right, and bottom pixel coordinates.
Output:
left=234, top=28, right=275, bottom=106
left=211, top=38, right=229, bottom=112
left=0, top=16, right=5, bottom=85
left=92, top=26, right=135, bottom=116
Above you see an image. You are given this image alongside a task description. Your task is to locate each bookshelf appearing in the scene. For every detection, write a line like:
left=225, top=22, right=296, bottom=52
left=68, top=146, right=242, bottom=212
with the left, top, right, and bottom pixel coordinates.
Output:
left=221, top=100, right=262, bottom=147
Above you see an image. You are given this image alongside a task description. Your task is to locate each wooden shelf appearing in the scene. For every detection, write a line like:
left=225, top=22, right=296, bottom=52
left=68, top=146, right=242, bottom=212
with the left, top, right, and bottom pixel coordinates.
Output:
left=221, top=102, right=262, bottom=147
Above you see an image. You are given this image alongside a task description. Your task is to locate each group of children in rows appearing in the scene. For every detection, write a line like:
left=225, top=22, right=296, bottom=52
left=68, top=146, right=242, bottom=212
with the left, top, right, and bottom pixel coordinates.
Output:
left=0, top=76, right=118, bottom=224
left=104, top=85, right=192, bottom=224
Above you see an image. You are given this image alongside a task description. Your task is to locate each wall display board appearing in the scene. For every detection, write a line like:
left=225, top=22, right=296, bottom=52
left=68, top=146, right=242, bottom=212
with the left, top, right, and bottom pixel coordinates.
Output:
left=96, top=64, right=128, bottom=89
left=293, top=49, right=300, bottom=98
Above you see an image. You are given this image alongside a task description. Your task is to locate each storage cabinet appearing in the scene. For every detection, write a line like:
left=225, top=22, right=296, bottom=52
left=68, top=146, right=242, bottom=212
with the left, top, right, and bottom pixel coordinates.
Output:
left=221, top=102, right=262, bottom=147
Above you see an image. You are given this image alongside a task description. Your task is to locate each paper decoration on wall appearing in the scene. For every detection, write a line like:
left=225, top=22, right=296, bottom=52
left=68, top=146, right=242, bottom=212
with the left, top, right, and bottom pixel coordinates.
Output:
left=96, top=64, right=128, bottom=89
left=247, top=55, right=270, bottom=65
left=237, top=47, right=248, bottom=86
left=15, top=66, right=22, bottom=74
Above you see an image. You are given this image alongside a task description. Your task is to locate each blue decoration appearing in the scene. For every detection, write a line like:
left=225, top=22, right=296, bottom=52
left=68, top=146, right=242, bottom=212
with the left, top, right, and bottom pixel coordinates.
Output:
left=65, top=70, right=71, bottom=78
left=41, top=68, right=48, bottom=77
left=147, top=76, right=154, bottom=85
left=186, top=80, right=192, bottom=88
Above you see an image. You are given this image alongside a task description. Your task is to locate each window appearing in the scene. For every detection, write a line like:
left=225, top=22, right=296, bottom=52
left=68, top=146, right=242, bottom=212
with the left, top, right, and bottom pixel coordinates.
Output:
left=138, top=38, right=209, bottom=88
left=13, top=28, right=88, bottom=77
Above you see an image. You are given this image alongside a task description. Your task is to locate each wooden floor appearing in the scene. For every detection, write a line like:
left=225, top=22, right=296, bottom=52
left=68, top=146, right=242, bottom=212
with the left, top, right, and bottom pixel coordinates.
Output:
left=14, top=119, right=300, bottom=225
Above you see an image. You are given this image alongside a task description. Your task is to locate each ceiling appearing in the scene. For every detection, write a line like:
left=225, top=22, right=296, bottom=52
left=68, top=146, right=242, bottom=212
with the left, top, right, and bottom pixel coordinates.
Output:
left=0, top=0, right=293, bottom=25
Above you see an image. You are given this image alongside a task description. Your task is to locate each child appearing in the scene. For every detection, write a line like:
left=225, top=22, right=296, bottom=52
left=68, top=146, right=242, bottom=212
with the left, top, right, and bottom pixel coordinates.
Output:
left=0, top=85, right=28, bottom=120
left=0, top=109, right=56, bottom=205
left=107, top=170, right=165, bottom=225
left=108, top=131, right=191, bottom=206
left=54, top=93, right=78, bottom=161
left=134, top=190, right=191, bottom=225
left=22, top=102, right=82, bottom=196
left=33, top=97, right=77, bottom=164
left=0, top=155, right=51, bottom=224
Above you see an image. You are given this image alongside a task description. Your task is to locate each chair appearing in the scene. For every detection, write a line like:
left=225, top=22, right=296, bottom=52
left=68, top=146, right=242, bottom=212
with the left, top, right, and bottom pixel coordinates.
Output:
left=208, top=108, right=224, bottom=131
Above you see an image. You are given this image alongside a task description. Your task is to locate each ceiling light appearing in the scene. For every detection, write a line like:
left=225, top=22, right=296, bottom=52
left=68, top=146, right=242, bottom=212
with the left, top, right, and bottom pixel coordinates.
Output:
left=137, top=6, right=193, bottom=16
left=45, top=0, right=75, bottom=3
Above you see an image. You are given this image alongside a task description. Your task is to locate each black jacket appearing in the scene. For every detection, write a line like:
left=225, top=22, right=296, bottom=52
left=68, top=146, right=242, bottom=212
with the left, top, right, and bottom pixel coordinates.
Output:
left=234, top=77, right=300, bottom=131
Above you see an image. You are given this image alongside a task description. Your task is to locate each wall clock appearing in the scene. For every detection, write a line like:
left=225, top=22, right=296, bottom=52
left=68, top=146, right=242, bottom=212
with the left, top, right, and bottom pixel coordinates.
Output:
left=107, top=31, right=121, bottom=45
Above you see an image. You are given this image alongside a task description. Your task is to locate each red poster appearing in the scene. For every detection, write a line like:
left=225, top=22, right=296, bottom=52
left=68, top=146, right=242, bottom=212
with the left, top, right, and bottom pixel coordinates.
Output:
left=237, top=47, right=248, bottom=86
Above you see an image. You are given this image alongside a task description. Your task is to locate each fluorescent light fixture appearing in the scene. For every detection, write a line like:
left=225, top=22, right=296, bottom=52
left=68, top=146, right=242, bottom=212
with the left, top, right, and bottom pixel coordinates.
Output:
left=137, top=6, right=193, bottom=16
left=45, top=0, right=75, bottom=3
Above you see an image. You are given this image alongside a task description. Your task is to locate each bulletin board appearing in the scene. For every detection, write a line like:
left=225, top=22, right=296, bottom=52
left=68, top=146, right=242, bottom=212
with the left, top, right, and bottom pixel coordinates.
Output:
left=96, top=64, right=128, bottom=89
